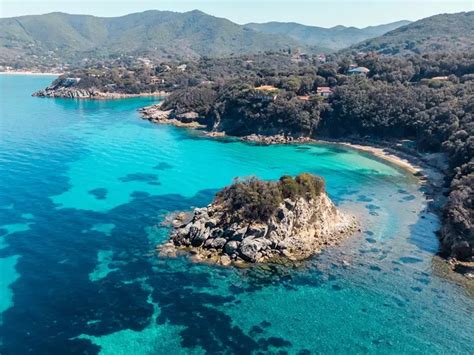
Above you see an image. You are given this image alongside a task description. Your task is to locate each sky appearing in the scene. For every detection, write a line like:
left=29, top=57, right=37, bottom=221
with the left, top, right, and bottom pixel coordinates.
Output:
left=0, top=0, right=472, bottom=27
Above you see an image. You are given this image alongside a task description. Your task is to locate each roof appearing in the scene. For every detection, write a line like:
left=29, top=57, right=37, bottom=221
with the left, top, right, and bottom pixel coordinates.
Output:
left=348, top=67, right=370, bottom=73
left=255, top=85, right=278, bottom=92
left=316, top=87, right=333, bottom=93
left=297, top=95, right=311, bottom=101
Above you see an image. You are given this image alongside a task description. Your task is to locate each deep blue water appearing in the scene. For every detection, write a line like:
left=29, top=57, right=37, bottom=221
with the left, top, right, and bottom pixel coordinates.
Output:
left=0, top=75, right=473, bottom=354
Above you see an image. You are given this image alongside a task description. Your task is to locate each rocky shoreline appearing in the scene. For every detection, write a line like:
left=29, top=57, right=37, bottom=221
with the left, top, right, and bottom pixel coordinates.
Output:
left=139, top=104, right=317, bottom=144
left=138, top=104, right=206, bottom=128
left=33, top=87, right=168, bottom=100
left=158, top=175, right=358, bottom=266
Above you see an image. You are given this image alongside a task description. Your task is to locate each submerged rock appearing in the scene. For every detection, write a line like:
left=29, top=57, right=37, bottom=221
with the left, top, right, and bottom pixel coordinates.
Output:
left=158, top=174, right=358, bottom=265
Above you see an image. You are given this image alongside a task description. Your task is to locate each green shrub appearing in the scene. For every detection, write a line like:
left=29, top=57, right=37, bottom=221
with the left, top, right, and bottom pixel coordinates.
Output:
left=295, top=173, right=325, bottom=200
left=215, top=173, right=325, bottom=222
left=216, top=177, right=283, bottom=222
left=279, top=175, right=300, bottom=199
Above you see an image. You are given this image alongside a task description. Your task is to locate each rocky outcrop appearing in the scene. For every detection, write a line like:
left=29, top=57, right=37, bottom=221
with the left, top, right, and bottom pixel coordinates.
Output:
left=140, top=105, right=317, bottom=144
left=34, top=87, right=103, bottom=98
left=158, top=177, right=358, bottom=265
left=241, top=134, right=314, bottom=145
left=139, top=104, right=205, bottom=128
left=33, top=77, right=167, bottom=99
left=34, top=87, right=167, bottom=99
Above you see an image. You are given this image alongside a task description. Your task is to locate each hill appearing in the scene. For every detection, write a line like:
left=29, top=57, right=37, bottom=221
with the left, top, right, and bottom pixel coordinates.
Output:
left=245, top=20, right=410, bottom=51
left=0, top=10, right=303, bottom=69
left=348, top=12, right=474, bottom=55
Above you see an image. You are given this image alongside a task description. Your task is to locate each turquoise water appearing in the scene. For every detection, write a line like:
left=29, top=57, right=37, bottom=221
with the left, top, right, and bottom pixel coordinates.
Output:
left=0, top=75, right=473, bottom=354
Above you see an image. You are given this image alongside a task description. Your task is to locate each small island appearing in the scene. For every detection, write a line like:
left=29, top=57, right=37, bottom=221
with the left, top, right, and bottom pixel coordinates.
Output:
left=159, top=174, right=358, bottom=265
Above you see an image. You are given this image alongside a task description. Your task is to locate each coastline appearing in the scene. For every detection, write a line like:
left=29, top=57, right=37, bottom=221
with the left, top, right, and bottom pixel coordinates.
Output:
left=34, top=90, right=169, bottom=100
left=315, top=138, right=448, bottom=205
left=324, top=141, right=422, bottom=174
left=316, top=138, right=448, bottom=217
left=138, top=105, right=432, bottom=177
left=79, top=92, right=169, bottom=100
left=0, top=71, right=62, bottom=76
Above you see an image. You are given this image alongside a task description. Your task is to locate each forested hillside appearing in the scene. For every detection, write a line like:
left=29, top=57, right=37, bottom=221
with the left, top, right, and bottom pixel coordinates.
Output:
left=349, top=11, right=474, bottom=55
left=0, top=10, right=302, bottom=69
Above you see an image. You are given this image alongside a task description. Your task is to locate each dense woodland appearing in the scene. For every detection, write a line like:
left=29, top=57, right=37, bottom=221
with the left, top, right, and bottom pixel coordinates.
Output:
left=41, top=49, right=473, bottom=260
left=349, top=11, right=474, bottom=55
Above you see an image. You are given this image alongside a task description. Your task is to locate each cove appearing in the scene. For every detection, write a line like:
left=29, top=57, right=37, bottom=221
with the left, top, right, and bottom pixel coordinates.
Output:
left=0, top=75, right=473, bottom=354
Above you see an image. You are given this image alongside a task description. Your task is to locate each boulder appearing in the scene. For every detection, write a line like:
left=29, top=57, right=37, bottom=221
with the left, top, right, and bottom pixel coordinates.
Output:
left=231, top=226, right=248, bottom=241
left=211, top=237, right=227, bottom=249
left=452, top=241, right=472, bottom=260
left=224, top=240, right=239, bottom=255
left=247, top=224, right=268, bottom=238
left=240, top=238, right=265, bottom=262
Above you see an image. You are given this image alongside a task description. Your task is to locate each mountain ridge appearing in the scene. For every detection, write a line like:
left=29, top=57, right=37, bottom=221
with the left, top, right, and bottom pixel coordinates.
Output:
left=0, top=10, right=304, bottom=68
left=244, top=20, right=411, bottom=51
left=0, top=10, right=412, bottom=69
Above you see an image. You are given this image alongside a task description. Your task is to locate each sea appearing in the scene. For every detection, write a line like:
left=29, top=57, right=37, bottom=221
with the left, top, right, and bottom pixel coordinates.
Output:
left=0, top=75, right=472, bottom=354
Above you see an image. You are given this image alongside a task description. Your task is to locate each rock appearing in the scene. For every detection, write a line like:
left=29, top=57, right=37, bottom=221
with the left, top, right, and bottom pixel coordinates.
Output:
left=224, top=241, right=239, bottom=255
left=194, top=208, right=208, bottom=218
left=188, top=222, right=202, bottom=238
left=240, top=238, right=265, bottom=262
left=189, top=223, right=208, bottom=247
left=247, top=224, right=268, bottom=238
left=172, top=212, right=193, bottom=227
left=231, top=226, right=247, bottom=241
left=175, top=111, right=199, bottom=123
left=210, top=228, right=224, bottom=238
left=284, top=198, right=296, bottom=209
left=452, top=241, right=472, bottom=260
left=219, top=255, right=232, bottom=266
left=277, top=241, right=288, bottom=250
left=205, top=218, right=218, bottom=228
left=241, top=134, right=314, bottom=145
left=211, top=237, right=227, bottom=249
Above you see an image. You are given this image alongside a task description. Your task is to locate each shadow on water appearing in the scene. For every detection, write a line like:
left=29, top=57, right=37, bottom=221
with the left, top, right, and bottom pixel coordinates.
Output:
left=0, top=175, right=297, bottom=353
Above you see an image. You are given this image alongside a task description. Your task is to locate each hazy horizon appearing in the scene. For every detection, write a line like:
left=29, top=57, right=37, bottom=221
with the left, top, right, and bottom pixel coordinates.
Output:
left=0, top=0, right=472, bottom=28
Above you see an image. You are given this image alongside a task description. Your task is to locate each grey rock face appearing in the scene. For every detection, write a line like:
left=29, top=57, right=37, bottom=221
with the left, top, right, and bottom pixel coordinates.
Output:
left=240, top=238, right=265, bottom=262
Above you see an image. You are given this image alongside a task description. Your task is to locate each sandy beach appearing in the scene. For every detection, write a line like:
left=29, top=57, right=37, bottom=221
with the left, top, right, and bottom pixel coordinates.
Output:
left=331, top=141, right=422, bottom=174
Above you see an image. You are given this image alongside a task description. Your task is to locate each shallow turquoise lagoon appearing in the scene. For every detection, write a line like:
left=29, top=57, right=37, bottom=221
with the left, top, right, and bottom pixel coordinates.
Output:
left=0, top=75, right=473, bottom=354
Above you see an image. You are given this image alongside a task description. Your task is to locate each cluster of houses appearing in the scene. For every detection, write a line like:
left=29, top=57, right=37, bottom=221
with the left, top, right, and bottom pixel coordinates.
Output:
left=254, top=84, right=334, bottom=101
